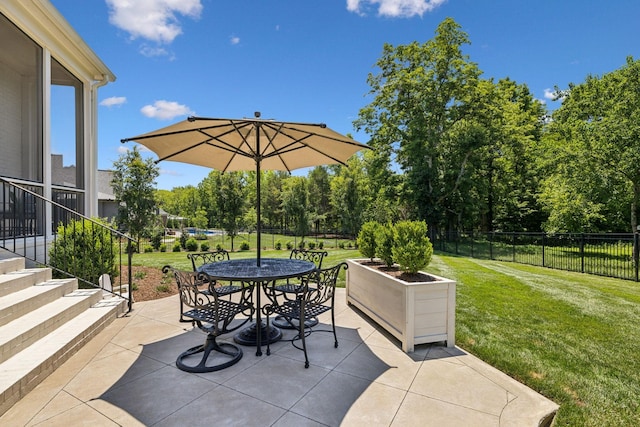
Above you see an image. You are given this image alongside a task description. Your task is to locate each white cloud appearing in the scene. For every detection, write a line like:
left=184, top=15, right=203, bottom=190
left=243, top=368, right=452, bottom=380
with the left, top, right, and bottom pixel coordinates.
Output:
left=141, top=100, right=194, bottom=120
left=230, top=36, right=240, bottom=45
left=100, top=96, right=127, bottom=107
left=543, top=88, right=555, bottom=100
left=106, top=0, right=203, bottom=44
left=117, top=145, right=129, bottom=154
left=347, top=0, right=446, bottom=17
left=139, top=44, right=170, bottom=57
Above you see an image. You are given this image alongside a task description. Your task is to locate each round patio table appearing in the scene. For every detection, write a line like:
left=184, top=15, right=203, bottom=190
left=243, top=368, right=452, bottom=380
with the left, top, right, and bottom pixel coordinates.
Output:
left=199, top=258, right=316, bottom=356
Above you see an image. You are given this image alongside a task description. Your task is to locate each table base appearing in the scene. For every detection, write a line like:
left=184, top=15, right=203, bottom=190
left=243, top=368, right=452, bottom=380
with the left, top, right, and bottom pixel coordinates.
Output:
left=234, top=321, right=282, bottom=347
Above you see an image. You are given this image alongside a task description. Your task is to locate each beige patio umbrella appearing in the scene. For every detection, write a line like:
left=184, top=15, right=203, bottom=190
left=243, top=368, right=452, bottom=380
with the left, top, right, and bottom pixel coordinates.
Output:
left=121, top=113, right=370, bottom=266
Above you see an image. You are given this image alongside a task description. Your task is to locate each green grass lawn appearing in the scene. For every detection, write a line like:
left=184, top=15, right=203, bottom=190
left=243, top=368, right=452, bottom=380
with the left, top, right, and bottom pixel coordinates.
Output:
left=427, top=254, right=640, bottom=426
left=132, top=248, right=640, bottom=425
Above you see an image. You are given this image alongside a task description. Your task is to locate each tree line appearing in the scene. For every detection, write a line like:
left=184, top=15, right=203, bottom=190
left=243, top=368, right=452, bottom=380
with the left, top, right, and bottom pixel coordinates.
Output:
left=112, top=17, right=640, bottom=245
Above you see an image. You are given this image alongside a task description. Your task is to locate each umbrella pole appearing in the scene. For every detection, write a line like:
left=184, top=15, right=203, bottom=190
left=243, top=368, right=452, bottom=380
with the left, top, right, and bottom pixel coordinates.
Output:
left=256, top=157, right=261, bottom=267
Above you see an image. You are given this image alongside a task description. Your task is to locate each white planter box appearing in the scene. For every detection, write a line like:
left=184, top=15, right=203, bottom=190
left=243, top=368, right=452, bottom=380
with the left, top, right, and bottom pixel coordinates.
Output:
left=346, top=259, right=456, bottom=352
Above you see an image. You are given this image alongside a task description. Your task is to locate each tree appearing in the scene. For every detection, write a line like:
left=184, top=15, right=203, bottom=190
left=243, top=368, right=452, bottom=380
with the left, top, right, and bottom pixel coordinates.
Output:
left=330, top=156, right=369, bottom=236
left=216, top=172, right=247, bottom=250
left=307, top=166, right=331, bottom=233
left=543, top=57, right=640, bottom=233
left=354, top=17, right=483, bottom=233
left=281, top=176, right=310, bottom=240
left=111, top=146, right=159, bottom=250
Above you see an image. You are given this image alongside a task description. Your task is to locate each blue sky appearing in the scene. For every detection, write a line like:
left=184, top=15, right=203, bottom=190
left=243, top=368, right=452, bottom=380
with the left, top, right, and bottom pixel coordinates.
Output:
left=49, top=0, right=640, bottom=190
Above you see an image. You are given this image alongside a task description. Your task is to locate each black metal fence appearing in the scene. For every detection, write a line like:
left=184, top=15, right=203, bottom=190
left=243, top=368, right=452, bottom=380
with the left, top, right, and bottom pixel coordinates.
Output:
left=431, top=231, right=640, bottom=282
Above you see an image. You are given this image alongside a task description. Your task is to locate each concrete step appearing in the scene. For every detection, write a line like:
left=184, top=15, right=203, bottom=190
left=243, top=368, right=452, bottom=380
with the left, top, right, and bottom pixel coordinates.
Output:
left=0, top=256, right=128, bottom=416
left=0, top=297, right=126, bottom=415
left=0, top=258, right=25, bottom=275
left=0, top=278, right=77, bottom=327
left=0, top=288, right=104, bottom=363
left=0, top=268, right=52, bottom=298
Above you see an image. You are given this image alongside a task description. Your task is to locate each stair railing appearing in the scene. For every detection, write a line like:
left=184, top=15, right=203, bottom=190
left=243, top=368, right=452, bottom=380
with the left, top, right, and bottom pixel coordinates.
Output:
left=0, top=177, right=134, bottom=312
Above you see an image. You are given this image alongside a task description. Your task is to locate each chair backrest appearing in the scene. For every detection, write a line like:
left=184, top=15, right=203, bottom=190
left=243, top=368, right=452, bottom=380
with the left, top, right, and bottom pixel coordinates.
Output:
left=289, top=249, right=328, bottom=268
left=187, top=249, right=230, bottom=271
left=163, top=265, right=216, bottom=310
left=303, top=262, right=348, bottom=306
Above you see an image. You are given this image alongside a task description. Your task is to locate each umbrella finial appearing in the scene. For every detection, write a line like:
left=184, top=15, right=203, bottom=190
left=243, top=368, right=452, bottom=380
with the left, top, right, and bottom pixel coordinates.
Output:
left=254, top=111, right=261, bottom=118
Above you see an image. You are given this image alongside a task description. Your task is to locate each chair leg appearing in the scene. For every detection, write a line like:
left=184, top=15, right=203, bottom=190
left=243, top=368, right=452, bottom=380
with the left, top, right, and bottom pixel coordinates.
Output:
left=331, top=309, right=338, bottom=348
left=300, top=313, right=309, bottom=368
left=176, top=333, right=243, bottom=373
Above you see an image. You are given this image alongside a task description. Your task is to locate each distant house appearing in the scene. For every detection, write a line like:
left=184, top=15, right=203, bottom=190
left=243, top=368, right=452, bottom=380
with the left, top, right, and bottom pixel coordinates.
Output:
left=1, top=0, right=115, bottom=237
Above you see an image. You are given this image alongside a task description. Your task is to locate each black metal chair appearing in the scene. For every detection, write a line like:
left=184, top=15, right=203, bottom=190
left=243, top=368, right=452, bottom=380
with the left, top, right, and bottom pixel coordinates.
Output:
left=271, top=249, right=328, bottom=329
left=178, top=249, right=242, bottom=323
left=163, top=266, right=254, bottom=373
left=264, top=262, right=348, bottom=368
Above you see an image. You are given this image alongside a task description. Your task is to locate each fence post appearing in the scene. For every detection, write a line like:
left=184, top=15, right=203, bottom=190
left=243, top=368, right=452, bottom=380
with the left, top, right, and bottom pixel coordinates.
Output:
left=635, top=232, right=639, bottom=282
left=512, top=232, right=516, bottom=262
left=580, top=233, right=585, bottom=274
left=542, top=233, right=546, bottom=267
left=489, top=232, right=493, bottom=260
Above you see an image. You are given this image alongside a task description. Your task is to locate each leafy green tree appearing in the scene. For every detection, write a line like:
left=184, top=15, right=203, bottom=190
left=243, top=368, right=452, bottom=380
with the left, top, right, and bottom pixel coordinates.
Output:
left=216, top=172, right=247, bottom=251
left=282, top=176, right=310, bottom=239
left=111, top=146, right=159, bottom=250
left=354, top=18, right=482, bottom=233
left=330, top=156, right=369, bottom=236
left=543, top=57, right=640, bottom=232
left=308, top=166, right=332, bottom=233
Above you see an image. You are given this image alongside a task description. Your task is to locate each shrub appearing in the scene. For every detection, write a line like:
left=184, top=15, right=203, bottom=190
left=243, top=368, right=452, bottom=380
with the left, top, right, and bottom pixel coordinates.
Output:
left=318, top=241, right=324, bottom=249
left=392, top=220, right=433, bottom=274
left=308, top=241, right=316, bottom=249
left=338, top=242, right=345, bottom=249
left=159, top=244, right=167, bottom=252
left=200, top=241, right=210, bottom=252
left=172, top=242, right=182, bottom=252
left=150, top=233, right=162, bottom=250
left=275, top=241, right=282, bottom=250
left=179, top=230, right=189, bottom=248
left=376, top=223, right=395, bottom=267
left=216, top=243, right=224, bottom=251
left=185, top=237, right=199, bottom=251
left=143, top=245, right=153, bottom=253
left=286, top=241, right=294, bottom=250
left=357, top=221, right=380, bottom=261
left=48, top=217, right=119, bottom=285
left=298, top=240, right=305, bottom=250
left=239, top=241, right=250, bottom=251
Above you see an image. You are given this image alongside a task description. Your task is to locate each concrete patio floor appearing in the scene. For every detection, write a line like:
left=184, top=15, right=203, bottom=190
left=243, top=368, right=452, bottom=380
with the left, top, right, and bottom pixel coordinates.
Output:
left=0, top=288, right=558, bottom=426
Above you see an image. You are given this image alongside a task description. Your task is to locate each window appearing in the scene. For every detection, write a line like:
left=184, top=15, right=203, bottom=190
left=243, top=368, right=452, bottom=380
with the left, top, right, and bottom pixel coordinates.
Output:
left=51, top=58, right=84, bottom=189
left=0, top=12, right=43, bottom=182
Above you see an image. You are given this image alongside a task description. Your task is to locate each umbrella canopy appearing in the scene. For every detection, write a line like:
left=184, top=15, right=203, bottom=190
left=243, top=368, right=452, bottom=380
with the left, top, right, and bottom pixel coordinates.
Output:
left=121, top=114, right=370, bottom=265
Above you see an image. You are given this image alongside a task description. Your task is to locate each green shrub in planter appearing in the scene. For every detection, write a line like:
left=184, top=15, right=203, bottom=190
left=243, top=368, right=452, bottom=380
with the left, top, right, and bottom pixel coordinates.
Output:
left=308, top=241, right=316, bottom=249
left=286, top=241, right=293, bottom=250
left=160, top=244, right=167, bottom=252
left=239, top=241, right=250, bottom=251
left=357, top=221, right=380, bottom=261
left=392, top=220, right=433, bottom=274
left=172, top=242, right=181, bottom=252
left=376, top=223, right=395, bottom=267
left=200, top=241, right=210, bottom=251
left=275, top=241, right=282, bottom=250
left=143, top=245, right=153, bottom=253
left=318, top=241, right=324, bottom=249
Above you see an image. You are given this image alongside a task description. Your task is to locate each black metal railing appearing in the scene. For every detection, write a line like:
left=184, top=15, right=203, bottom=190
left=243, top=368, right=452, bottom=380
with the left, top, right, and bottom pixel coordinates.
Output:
left=431, top=230, right=640, bottom=282
left=1, top=177, right=134, bottom=311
